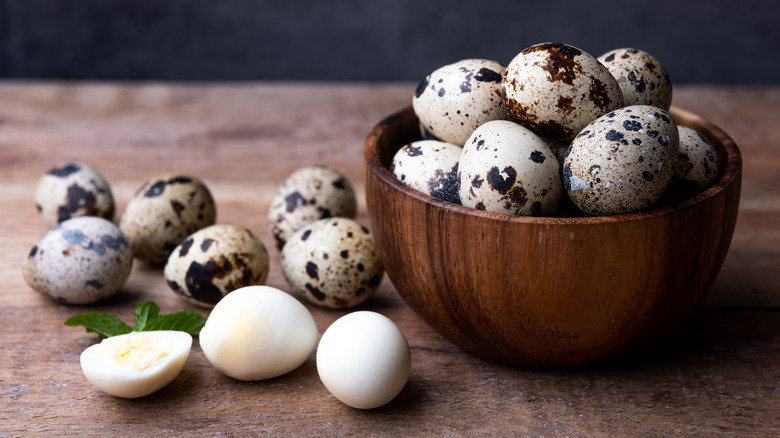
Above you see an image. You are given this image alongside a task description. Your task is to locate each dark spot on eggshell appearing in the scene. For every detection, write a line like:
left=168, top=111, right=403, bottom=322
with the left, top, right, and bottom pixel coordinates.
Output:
left=179, top=238, right=194, bottom=256
left=361, top=225, right=370, bottom=234
left=627, top=70, right=646, bottom=93
left=332, top=178, right=347, bottom=190
left=185, top=259, right=232, bottom=305
left=415, top=76, right=430, bottom=98
left=605, top=130, right=624, bottom=142
left=143, top=176, right=194, bottom=198
left=647, top=130, right=659, bottom=138
left=58, top=183, right=99, bottom=223
left=339, top=250, right=349, bottom=259
left=471, top=174, right=484, bottom=189
left=588, top=79, right=614, bottom=110
left=530, top=151, right=546, bottom=164
left=284, top=191, right=308, bottom=213
left=317, top=206, right=332, bottom=219
left=201, top=238, right=215, bottom=252
left=357, top=263, right=364, bottom=272
left=406, top=145, right=423, bottom=157
left=475, top=67, right=502, bottom=83
left=487, top=166, right=517, bottom=194
left=305, top=283, right=326, bottom=301
left=623, top=120, right=642, bottom=131
left=438, top=88, right=446, bottom=97
left=524, top=42, right=582, bottom=85
left=171, top=200, right=185, bottom=217
left=48, top=163, right=82, bottom=178
left=85, top=279, right=104, bottom=289
left=459, top=68, right=473, bottom=93
left=633, top=138, right=643, bottom=146
left=167, top=279, right=185, bottom=295
left=658, top=135, right=670, bottom=147
left=562, top=163, right=573, bottom=192
left=428, top=163, right=460, bottom=205
left=306, top=261, right=319, bottom=280
left=28, top=245, right=38, bottom=259
left=475, top=202, right=486, bottom=210
left=507, top=186, right=528, bottom=209
left=604, top=53, right=616, bottom=63
left=642, top=171, right=654, bottom=182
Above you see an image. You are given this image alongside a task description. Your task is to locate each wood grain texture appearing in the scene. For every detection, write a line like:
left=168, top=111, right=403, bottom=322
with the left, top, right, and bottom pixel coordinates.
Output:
left=0, top=83, right=778, bottom=436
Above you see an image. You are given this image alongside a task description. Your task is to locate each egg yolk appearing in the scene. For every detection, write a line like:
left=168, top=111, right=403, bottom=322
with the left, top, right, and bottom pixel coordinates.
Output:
left=99, top=333, right=173, bottom=370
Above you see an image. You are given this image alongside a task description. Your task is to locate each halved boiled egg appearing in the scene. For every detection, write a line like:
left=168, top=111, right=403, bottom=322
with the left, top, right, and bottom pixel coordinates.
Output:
left=79, top=330, right=192, bottom=398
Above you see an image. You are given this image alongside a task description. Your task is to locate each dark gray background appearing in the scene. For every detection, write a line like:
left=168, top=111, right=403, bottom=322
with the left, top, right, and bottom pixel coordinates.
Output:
left=0, top=0, right=777, bottom=84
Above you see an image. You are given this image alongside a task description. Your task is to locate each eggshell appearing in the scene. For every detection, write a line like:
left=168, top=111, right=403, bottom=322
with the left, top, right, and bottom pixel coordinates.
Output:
left=119, top=174, right=216, bottom=265
left=503, top=42, right=624, bottom=140
left=667, top=126, right=721, bottom=198
left=390, top=140, right=462, bottom=204
left=457, top=120, right=563, bottom=216
left=598, top=48, right=673, bottom=110
left=23, top=216, right=133, bottom=304
left=413, top=59, right=508, bottom=146
left=563, top=105, right=680, bottom=215
left=281, top=218, right=383, bottom=309
left=268, top=166, right=356, bottom=250
left=34, top=162, right=115, bottom=227
left=164, top=224, right=270, bottom=308
left=316, top=311, right=411, bottom=409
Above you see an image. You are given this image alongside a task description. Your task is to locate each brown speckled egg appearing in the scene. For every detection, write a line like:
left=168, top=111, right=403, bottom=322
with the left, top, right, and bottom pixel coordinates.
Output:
left=23, top=216, right=133, bottom=305
left=390, top=140, right=461, bottom=204
left=667, top=126, right=721, bottom=198
left=164, top=224, right=269, bottom=308
left=281, top=218, right=383, bottom=309
left=119, top=174, right=216, bottom=265
left=503, top=42, right=624, bottom=140
left=598, top=48, right=673, bottom=110
left=457, top=120, right=562, bottom=216
left=413, top=59, right=508, bottom=146
left=563, top=105, right=679, bottom=215
left=34, top=162, right=115, bottom=227
left=268, top=166, right=356, bottom=250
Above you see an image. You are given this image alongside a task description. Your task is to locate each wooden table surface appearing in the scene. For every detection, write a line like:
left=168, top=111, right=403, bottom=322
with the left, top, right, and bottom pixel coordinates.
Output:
left=1, top=83, right=778, bottom=437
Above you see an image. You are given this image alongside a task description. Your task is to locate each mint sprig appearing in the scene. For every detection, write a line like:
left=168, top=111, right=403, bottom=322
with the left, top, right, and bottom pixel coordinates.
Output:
left=65, top=301, right=206, bottom=338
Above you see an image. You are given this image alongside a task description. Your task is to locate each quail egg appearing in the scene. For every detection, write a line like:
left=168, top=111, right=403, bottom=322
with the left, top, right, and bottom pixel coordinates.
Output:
left=164, top=224, right=270, bottom=308
left=563, top=105, right=680, bottom=215
left=268, top=166, right=356, bottom=250
left=390, top=140, right=461, bottom=204
left=80, top=330, right=192, bottom=398
left=458, top=120, right=563, bottom=216
left=598, top=48, right=673, bottom=110
left=34, top=162, right=115, bottom=227
left=667, top=126, right=721, bottom=198
left=23, top=216, right=133, bottom=304
left=119, top=174, right=216, bottom=265
left=281, top=218, right=383, bottom=309
left=413, top=59, right=509, bottom=146
left=317, top=311, right=411, bottom=409
left=199, top=285, right=318, bottom=381
left=503, top=42, right=624, bottom=140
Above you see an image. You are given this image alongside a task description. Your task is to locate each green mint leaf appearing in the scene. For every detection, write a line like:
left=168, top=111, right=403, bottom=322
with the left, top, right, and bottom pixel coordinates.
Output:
left=133, top=301, right=161, bottom=332
left=144, top=310, right=207, bottom=334
left=64, top=312, right=133, bottom=339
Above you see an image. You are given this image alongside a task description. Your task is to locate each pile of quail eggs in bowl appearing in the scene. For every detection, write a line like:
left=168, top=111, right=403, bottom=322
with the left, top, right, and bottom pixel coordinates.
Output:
left=394, top=42, right=720, bottom=217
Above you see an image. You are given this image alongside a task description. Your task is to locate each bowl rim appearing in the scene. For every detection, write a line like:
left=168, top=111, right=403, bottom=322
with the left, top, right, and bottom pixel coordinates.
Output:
left=365, top=105, right=742, bottom=225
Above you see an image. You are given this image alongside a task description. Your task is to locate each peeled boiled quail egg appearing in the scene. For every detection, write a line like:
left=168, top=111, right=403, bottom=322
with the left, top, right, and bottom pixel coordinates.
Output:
left=268, top=166, right=357, bottom=250
left=564, top=105, right=679, bottom=215
left=79, top=330, right=192, bottom=398
left=598, top=48, right=673, bottom=110
left=317, top=311, right=411, bottom=409
left=390, top=140, right=462, bottom=204
left=458, top=120, right=563, bottom=216
left=413, top=58, right=509, bottom=146
left=34, top=162, right=115, bottom=227
left=503, top=42, right=624, bottom=140
left=199, top=285, right=318, bottom=381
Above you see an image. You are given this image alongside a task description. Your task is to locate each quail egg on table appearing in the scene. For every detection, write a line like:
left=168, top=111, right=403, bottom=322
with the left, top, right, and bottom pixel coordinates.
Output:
left=34, top=162, right=115, bottom=227
left=23, top=216, right=133, bottom=304
left=119, top=174, right=216, bottom=265
left=413, top=58, right=508, bottom=146
left=164, top=224, right=270, bottom=308
left=281, top=218, right=383, bottom=309
left=199, top=286, right=318, bottom=381
left=598, top=48, right=673, bottom=110
left=563, top=105, right=680, bottom=215
left=317, top=311, right=411, bottom=409
left=268, top=166, right=356, bottom=250
left=667, top=126, right=721, bottom=198
left=503, top=42, right=624, bottom=140
left=457, top=120, right=563, bottom=216
left=79, top=330, right=192, bottom=398
left=390, top=140, right=462, bottom=204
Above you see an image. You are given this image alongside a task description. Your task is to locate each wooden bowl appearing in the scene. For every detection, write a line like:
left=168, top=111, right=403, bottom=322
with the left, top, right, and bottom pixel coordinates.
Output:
left=364, top=106, right=742, bottom=368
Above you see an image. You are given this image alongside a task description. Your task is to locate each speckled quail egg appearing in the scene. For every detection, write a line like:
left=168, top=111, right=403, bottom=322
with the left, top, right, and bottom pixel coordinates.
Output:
left=119, top=174, right=216, bottom=265
left=268, top=166, right=356, bottom=250
left=563, top=105, right=680, bottom=215
left=458, top=120, right=563, bottom=216
left=503, top=42, right=624, bottom=140
left=413, top=59, right=509, bottom=146
left=598, top=48, right=673, bottom=110
left=34, top=162, right=115, bottom=227
left=164, top=224, right=270, bottom=308
left=281, top=218, right=383, bottom=309
left=390, top=140, right=462, bottom=204
left=23, top=216, right=133, bottom=304
left=667, top=126, right=721, bottom=198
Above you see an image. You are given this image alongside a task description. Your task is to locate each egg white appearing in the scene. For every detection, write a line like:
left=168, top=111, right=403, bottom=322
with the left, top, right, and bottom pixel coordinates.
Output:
left=80, top=330, right=192, bottom=398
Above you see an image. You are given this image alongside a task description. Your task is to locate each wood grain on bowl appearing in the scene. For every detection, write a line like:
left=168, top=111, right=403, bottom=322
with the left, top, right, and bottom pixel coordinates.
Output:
left=364, top=106, right=742, bottom=368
